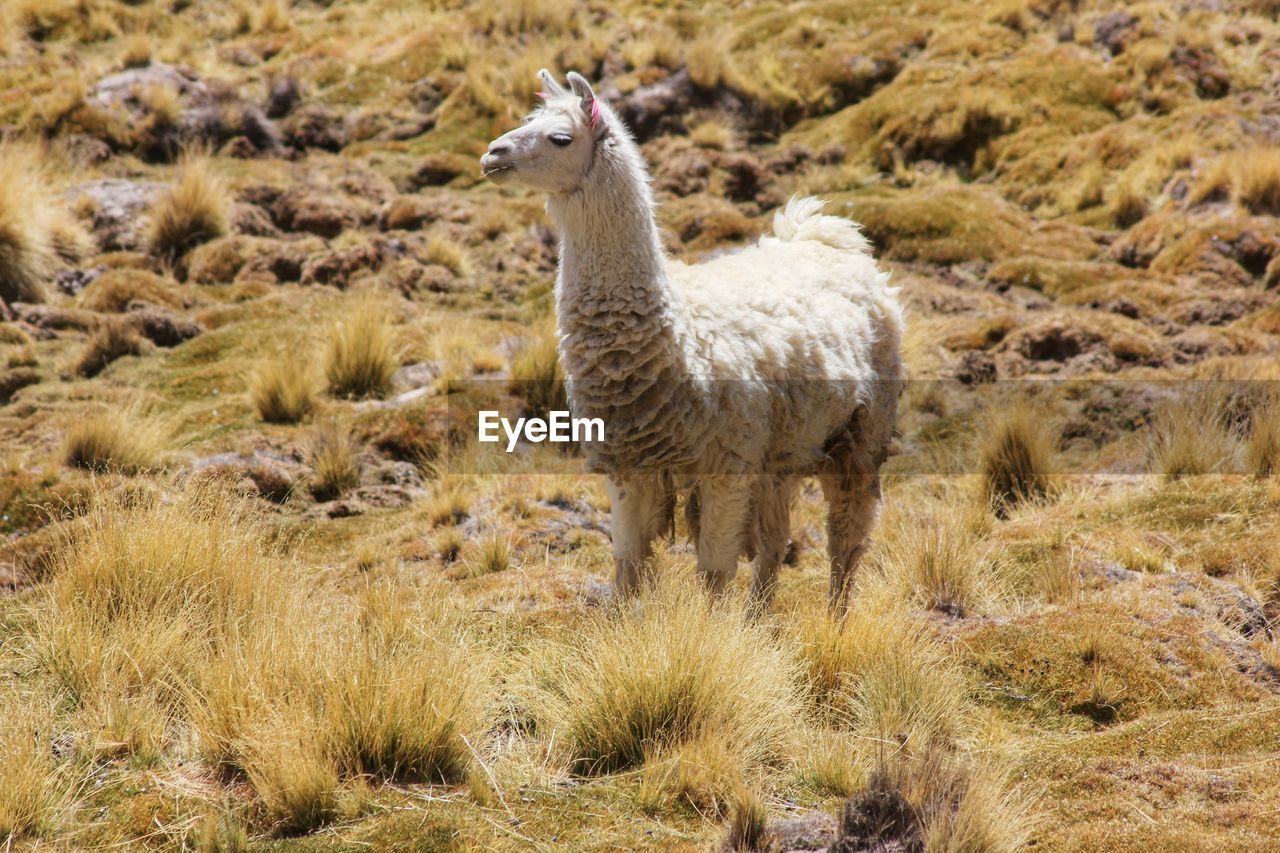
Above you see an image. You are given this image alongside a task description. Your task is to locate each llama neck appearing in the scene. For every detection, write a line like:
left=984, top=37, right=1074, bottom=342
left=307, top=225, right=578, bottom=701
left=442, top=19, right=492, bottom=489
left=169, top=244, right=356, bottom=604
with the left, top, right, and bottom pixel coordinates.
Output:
left=546, top=137, right=682, bottom=383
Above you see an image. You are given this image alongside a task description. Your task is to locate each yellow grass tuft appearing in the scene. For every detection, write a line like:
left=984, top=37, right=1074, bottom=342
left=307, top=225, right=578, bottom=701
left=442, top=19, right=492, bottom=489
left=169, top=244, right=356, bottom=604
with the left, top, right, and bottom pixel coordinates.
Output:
left=72, top=318, right=147, bottom=377
left=1245, top=387, right=1280, bottom=478
left=1192, top=147, right=1280, bottom=215
left=1150, top=385, right=1237, bottom=480
left=870, top=503, right=1003, bottom=618
left=723, top=783, right=769, bottom=851
left=309, top=419, right=361, bottom=501
left=425, top=236, right=472, bottom=277
left=63, top=404, right=166, bottom=474
left=517, top=572, right=802, bottom=777
left=508, top=317, right=567, bottom=414
left=251, top=355, right=317, bottom=424
left=0, top=142, right=89, bottom=303
left=237, top=707, right=337, bottom=835
left=324, top=303, right=398, bottom=399
left=120, top=32, right=151, bottom=68
left=148, top=156, right=229, bottom=262
left=0, top=696, right=67, bottom=841
left=793, top=603, right=967, bottom=749
left=77, top=268, right=183, bottom=313
left=691, top=119, right=733, bottom=150
left=38, top=481, right=294, bottom=707
left=979, top=404, right=1054, bottom=511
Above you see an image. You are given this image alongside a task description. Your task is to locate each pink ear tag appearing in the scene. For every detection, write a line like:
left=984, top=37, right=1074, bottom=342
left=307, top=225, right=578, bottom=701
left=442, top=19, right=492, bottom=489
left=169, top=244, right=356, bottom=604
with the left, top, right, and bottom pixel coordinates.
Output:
left=590, top=99, right=601, bottom=128
left=536, top=91, right=548, bottom=99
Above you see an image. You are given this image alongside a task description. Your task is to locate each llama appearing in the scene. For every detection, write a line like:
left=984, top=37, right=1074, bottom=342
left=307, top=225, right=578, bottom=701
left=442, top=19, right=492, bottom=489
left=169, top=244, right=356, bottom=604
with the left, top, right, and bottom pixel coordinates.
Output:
left=482, top=70, right=903, bottom=612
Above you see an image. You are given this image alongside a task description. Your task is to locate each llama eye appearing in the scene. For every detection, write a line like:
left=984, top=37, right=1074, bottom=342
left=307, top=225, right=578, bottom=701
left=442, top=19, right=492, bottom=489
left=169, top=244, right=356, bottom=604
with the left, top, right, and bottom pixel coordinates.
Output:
left=549, top=134, right=574, bottom=147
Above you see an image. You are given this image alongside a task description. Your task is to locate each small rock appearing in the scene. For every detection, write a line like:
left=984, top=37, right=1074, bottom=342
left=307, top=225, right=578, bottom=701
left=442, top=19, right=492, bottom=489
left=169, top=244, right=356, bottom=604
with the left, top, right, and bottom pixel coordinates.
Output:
left=1092, top=11, right=1138, bottom=57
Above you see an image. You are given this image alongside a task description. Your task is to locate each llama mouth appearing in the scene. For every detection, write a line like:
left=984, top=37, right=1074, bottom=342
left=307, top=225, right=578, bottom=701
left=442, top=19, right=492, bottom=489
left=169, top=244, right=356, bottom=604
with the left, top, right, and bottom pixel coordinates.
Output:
left=482, top=163, right=516, bottom=178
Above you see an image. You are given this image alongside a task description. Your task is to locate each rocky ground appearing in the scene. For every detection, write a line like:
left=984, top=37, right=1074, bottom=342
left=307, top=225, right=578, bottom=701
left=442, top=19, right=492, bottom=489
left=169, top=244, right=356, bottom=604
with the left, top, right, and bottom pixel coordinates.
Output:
left=2, top=0, right=1280, bottom=850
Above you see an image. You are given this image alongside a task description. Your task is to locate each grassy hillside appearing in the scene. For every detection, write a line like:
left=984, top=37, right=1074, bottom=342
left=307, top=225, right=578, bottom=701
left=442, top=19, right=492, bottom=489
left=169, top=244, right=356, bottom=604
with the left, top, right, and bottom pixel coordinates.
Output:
left=2, top=0, right=1280, bottom=849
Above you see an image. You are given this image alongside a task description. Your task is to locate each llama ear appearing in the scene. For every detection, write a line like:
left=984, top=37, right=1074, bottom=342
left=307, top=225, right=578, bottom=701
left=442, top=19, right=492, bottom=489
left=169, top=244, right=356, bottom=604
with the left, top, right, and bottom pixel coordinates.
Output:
left=537, top=68, right=567, bottom=98
left=565, top=71, right=598, bottom=124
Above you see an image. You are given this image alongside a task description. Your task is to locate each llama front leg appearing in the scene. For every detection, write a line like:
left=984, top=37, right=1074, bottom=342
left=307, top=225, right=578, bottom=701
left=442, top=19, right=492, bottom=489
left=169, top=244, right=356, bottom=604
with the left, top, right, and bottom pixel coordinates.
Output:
left=606, top=475, right=670, bottom=597
left=749, top=476, right=795, bottom=612
left=821, top=450, right=882, bottom=615
left=694, top=476, right=752, bottom=596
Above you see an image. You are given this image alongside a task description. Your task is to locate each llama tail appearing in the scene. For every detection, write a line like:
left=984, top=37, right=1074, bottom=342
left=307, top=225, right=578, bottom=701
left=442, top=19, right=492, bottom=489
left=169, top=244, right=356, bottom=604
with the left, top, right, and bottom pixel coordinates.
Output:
left=772, top=195, right=872, bottom=255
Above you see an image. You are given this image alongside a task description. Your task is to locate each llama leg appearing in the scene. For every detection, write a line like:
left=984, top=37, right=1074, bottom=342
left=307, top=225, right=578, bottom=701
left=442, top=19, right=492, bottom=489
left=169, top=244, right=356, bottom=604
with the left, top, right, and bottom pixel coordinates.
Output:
left=821, top=450, right=882, bottom=615
left=695, top=476, right=752, bottom=596
left=749, top=476, right=795, bottom=612
left=606, top=475, right=669, bottom=597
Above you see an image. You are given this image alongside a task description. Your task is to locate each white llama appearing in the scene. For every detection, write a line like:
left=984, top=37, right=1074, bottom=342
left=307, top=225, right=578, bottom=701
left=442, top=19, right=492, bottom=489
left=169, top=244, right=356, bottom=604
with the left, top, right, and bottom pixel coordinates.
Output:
left=482, top=70, right=903, bottom=611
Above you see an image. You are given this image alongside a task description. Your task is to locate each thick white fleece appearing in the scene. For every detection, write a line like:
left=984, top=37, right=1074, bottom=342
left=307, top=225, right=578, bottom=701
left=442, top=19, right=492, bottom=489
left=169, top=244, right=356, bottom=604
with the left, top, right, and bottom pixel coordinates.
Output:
left=544, top=96, right=903, bottom=482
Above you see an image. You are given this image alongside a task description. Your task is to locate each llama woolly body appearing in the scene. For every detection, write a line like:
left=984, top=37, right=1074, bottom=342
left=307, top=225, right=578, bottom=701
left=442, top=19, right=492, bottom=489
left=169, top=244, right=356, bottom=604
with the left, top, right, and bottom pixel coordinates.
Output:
left=546, top=112, right=903, bottom=483
left=484, top=71, right=903, bottom=608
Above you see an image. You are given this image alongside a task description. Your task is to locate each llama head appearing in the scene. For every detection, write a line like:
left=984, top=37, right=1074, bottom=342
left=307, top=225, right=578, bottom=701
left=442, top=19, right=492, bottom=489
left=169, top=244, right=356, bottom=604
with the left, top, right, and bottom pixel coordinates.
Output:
left=481, top=69, right=609, bottom=194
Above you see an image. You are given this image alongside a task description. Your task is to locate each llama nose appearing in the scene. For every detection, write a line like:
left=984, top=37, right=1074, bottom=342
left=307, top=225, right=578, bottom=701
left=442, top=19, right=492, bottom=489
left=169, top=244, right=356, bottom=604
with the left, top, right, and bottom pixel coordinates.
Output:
left=487, top=141, right=511, bottom=157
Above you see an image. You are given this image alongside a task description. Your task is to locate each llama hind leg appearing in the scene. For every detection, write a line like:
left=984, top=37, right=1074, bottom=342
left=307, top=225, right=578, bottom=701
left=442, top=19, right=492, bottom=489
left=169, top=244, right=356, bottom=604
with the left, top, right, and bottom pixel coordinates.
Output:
left=749, top=476, right=795, bottom=612
left=606, top=475, right=670, bottom=597
left=695, top=476, right=752, bottom=596
left=821, top=450, right=882, bottom=615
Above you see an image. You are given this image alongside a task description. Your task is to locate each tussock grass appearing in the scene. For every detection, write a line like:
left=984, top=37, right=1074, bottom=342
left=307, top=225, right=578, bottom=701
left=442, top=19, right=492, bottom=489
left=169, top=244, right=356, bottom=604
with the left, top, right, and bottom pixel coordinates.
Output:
left=148, top=156, right=229, bottom=262
left=980, top=404, right=1054, bottom=512
left=0, top=142, right=89, bottom=303
left=238, top=707, right=337, bottom=836
left=792, top=603, right=967, bottom=750
left=509, top=317, right=566, bottom=414
left=836, top=750, right=1034, bottom=853
left=63, top=404, right=166, bottom=474
left=1193, top=147, right=1280, bottom=215
left=73, top=319, right=147, bottom=377
left=251, top=355, right=317, bottom=424
left=425, top=237, right=471, bottom=277
left=309, top=419, right=361, bottom=501
left=1151, top=385, right=1238, bottom=480
left=517, top=572, right=802, bottom=779
left=77, top=269, right=183, bottom=313
left=1245, top=387, right=1280, bottom=478
left=467, top=531, right=511, bottom=576
left=870, top=503, right=1002, bottom=618
left=38, top=481, right=292, bottom=704
left=723, top=784, right=768, bottom=851
left=324, top=304, right=398, bottom=399
left=0, top=696, right=67, bottom=841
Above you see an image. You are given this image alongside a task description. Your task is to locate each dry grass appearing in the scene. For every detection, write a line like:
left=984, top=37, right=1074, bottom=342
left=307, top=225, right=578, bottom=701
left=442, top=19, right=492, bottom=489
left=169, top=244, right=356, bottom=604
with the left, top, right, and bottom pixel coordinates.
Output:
left=72, top=319, right=147, bottom=378
left=517, top=572, right=802, bottom=780
left=837, top=751, right=1034, bottom=853
left=870, top=503, right=1002, bottom=618
left=0, top=696, right=67, bottom=841
left=1151, top=385, right=1238, bottom=479
left=723, top=784, right=768, bottom=851
left=1245, top=387, right=1280, bottom=478
left=63, top=404, right=166, bottom=474
left=0, top=142, right=88, bottom=304
left=38, top=481, right=292, bottom=705
left=980, top=404, right=1054, bottom=512
left=120, top=32, right=151, bottom=68
left=324, top=304, right=398, bottom=399
left=251, top=355, right=317, bottom=424
left=509, top=317, right=566, bottom=414
left=793, top=603, right=967, bottom=750
left=309, top=419, right=361, bottom=501
left=147, top=156, right=229, bottom=262
left=77, top=269, right=183, bottom=313
left=238, top=707, right=338, bottom=835
left=425, top=237, right=471, bottom=277
left=467, top=531, right=512, bottom=576
left=1192, top=147, right=1280, bottom=215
